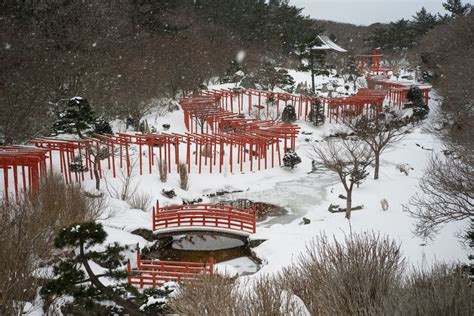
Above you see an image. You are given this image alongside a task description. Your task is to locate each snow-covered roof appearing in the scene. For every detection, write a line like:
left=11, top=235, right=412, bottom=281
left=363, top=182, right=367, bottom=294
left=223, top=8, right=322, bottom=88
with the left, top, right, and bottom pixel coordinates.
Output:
left=311, top=35, right=347, bottom=53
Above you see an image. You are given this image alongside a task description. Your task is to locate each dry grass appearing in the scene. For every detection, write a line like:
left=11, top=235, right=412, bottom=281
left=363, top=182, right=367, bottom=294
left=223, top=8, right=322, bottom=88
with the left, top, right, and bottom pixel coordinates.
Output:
left=169, top=275, right=239, bottom=316
left=128, top=191, right=152, bottom=211
left=399, top=264, right=473, bottom=315
left=166, top=233, right=472, bottom=315
left=240, top=275, right=307, bottom=315
left=281, top=233, right=405, bottom=315
left=0, top=173, right=103, bottom=314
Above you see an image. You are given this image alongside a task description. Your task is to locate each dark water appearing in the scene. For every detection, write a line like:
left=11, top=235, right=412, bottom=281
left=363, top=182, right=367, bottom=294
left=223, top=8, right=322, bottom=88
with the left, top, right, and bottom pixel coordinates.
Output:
left=145, top=234, right=260, bottom=274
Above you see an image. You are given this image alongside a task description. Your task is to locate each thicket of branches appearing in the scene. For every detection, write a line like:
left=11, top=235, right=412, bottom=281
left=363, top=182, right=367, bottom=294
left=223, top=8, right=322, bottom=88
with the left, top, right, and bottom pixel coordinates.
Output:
left=0, top=174, right=103, bottom=315
left=0, top=0, right=313, bottom=144
left=171, top=233, right=473, bottom=315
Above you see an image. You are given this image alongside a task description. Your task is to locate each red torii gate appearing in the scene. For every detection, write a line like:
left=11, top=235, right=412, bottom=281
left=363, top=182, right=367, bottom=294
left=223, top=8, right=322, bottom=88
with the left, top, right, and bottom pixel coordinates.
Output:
left=367, top=76, right=431, bottom=108
left=128, top=248, right=213, bottom=288
left=327, top=88, right=386, bottom=123
left=202, top=88, right=322, bottom=121
left=0, top=146, right=48, bottom=201
left=356, top=48, right=393, bottom=75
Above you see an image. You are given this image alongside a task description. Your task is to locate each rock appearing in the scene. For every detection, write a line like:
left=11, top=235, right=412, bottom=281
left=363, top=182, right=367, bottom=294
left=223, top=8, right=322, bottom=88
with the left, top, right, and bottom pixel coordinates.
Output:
left=302, top=217, right=311, bottom=225
left=328, top=204, right=363, bottom=213
left=162, top=189, right=176, bottom=198
left=338, top=194, right=347, bottom=200
left=162, top=124, right=170, bottom=130
left=131, top=228, right=154, bottom=241
left=248, top=239, right=267, bottom=248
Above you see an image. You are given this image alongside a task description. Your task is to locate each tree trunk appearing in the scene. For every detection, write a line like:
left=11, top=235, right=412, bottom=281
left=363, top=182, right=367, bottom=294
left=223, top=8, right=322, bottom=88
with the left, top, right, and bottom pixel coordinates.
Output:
left=345, top=190, right=352, bottom=219
left=310, top=58, right=316, bottom=94
left=79, top=245, right=146, bottom=316
left=93, top=156, right=100, bottom=191
left=374, top=152, right=380, bottom=180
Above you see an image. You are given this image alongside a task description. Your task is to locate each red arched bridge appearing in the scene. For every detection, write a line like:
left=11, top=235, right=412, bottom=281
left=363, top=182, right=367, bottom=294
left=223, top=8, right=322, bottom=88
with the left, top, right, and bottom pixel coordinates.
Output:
left=152, top=201, right=257, bottom=236
left=127, top=249, right=213, bottom=288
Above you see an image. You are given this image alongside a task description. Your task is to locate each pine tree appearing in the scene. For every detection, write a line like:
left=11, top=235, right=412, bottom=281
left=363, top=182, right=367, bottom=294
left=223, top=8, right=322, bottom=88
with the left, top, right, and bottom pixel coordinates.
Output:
left=283, top=148, right=302, bottom=169
left=53, top=97, right=96, bottom=138
left=94, top=117, right=113, bottom=135
left=41, top=222, right=171, bottom=315
left=308, top=99, right=325, bottom=126
left=412, top=7, right=439, bottom=37
left=281, top=104, right=297, bottom=123
left=443, top=0, right=471, bottom=17
left=407, top=86, right=429, bottom=119
left=295, top=28, right=327, bottom=93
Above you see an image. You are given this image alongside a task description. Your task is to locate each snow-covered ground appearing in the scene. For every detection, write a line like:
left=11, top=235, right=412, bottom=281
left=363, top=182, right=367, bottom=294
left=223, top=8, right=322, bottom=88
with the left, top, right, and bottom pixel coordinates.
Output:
left=3, top=71, right=469, bottom=292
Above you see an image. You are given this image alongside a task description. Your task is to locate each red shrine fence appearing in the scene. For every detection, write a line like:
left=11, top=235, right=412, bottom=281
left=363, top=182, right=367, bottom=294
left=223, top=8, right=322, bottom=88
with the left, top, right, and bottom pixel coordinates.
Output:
left=127, top=249, right=213, bottom=288
left=1, top=79, right=431, bottom=201
left=152, top=201, right=257, bottom=236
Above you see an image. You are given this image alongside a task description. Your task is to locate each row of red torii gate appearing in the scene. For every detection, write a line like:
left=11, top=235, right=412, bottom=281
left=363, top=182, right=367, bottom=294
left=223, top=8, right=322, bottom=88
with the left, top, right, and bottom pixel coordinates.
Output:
left=0, top=73, right=430, bottom=202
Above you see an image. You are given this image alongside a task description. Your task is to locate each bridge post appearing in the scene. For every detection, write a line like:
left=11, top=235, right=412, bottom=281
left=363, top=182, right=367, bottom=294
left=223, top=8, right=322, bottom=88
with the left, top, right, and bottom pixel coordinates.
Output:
left=209, top=256, right=214, bottom=275
left=127, top=259, right=131, bottom=284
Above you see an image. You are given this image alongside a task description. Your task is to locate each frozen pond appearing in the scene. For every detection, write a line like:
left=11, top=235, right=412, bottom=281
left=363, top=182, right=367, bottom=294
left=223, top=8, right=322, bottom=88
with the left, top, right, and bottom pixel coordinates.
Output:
left=214, top=171, right=338, bottom=227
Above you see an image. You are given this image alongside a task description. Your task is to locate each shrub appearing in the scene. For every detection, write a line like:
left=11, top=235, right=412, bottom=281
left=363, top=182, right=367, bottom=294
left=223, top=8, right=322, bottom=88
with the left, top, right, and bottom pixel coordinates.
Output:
left=399, top=264, right=473, bottom=315
left=128, top=191, right=152, bottom=211
left=0, top=174, right=103, bottom=314
left=281, top=233, right=405, bottom=315
left=169, top=275, right=238, bottom=315
left=158, top=159, right=167, bottom=183
left=179, top=163, right=188, bottom=190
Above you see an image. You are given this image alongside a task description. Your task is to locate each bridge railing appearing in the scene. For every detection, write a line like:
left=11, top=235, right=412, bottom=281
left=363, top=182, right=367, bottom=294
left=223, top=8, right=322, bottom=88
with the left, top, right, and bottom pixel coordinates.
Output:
left=127, top=250, right=213, bottom=288
left=152, top=201, right=256, bottom=234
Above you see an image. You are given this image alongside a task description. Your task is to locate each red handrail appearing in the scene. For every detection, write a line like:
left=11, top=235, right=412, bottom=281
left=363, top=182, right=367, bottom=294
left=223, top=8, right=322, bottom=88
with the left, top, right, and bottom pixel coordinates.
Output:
left=128, top=249, right=213, bottom=288
left=152, top=201, right=257, bottom=235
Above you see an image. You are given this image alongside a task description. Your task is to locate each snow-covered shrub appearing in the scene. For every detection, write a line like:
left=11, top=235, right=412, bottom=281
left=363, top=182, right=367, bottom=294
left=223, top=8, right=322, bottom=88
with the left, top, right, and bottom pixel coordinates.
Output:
left=283, top=149, right=302, bottom=169
left=158, top=159, right=167, bottom=183
left=396, top=163, right=410, bottom=175
left=307, top=99, right=325, bottom=126
left=179, top=163, right=188, bottom=190
left=128, top=191, right=152, bottom=211
left=281, top=104, right=297, bottom=123
left=52, top=96, right=96, bottom=138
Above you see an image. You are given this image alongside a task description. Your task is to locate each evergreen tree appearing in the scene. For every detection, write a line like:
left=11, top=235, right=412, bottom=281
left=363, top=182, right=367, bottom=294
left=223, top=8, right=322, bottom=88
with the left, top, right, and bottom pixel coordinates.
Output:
left=53, top=97, right=96, bottom=138
left=412, top=7, right=439, bottom=36
left=94, top=117, right=113, bottom=135
left=295, top=28, right=327, bottom=93
left=283, top=148, right=302, bottom=169
left=308, top=99, right=325, bottom=126
left=281, top=104, right=297, bottom=123
left=41, top=222, right=171, bottom=315
left=443, top=0, right=471, bottom=17
left=407, top=86, right=429, bottom=119
left=255, top=62, right=295, bottom=92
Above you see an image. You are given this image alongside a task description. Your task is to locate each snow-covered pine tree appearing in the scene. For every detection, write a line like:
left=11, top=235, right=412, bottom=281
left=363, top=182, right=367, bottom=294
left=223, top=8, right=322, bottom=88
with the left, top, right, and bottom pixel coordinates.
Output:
left=283, top=148, right=302, bottom=169
left=308, top=99, right=325, bottom=126
left=41, top=222, right=172, bottom=314
left=407, top=86, right=429, bottom=119
left=53, top=97, right=96, bottom=138
left=281, top=104, right=297, bottom=123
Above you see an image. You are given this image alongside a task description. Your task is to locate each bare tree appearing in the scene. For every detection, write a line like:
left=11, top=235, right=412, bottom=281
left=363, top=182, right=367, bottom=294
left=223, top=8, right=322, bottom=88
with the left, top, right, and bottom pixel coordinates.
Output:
left=348, top=109, right=413, bottom=179
left=86, top=141, right=111, bottom=191
left=404, top=154, right=473, bottom=239
left=311, top=139, right=373, bottom=219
